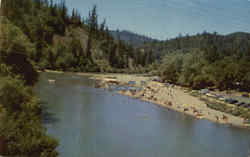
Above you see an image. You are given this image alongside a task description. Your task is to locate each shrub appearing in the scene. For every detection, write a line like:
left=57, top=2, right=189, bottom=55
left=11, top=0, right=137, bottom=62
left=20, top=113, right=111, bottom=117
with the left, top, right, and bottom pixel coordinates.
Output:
left=0, top=77, right=58, bottom=157
left=0, top=17, right=38, bottom=86
left=0, top=78, right=40, bottom=114
left=0, top=112, right=59, bottom=157
left=158, top=49, right=250, bottom=91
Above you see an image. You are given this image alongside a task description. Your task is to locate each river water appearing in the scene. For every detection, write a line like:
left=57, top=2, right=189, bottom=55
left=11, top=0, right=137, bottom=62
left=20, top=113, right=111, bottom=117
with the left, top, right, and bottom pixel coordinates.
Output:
left=35, top=72, right=250, bottom=157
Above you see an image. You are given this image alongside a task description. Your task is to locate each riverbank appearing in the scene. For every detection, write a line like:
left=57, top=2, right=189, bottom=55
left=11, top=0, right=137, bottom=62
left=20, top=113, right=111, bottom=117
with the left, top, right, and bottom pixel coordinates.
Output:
left=44, top=70, right=250, bottom=129
left=38, top=71, right=250, bottom=157
left=0, top=75, right=59, bottom=156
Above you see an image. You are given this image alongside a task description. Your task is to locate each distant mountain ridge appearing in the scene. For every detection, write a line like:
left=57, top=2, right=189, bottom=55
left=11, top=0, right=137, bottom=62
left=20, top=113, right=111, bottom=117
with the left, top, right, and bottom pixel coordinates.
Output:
left=136, top=31, right=250, bottom=59
left=110, top=30, right=158, bottom=47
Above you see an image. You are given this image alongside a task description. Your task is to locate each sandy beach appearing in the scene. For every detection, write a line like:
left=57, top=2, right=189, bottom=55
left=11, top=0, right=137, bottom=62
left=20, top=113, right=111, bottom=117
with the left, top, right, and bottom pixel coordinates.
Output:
left=45, top=70, right=250, bottom=129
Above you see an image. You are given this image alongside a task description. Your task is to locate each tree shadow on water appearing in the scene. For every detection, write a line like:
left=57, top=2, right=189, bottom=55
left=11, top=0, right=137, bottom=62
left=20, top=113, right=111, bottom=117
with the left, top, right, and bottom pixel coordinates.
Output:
left=40, top=101, right=60, bottom=124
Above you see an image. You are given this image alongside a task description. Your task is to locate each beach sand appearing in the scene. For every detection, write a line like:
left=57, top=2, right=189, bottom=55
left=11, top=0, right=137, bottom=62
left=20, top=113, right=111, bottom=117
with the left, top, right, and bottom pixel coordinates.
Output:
left=45, top=70, right=249, bottom=129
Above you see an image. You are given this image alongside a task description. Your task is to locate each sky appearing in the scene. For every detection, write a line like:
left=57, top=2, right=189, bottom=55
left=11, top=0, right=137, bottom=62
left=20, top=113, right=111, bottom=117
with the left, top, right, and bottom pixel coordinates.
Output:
left=65, top=0, right=250, bottom=40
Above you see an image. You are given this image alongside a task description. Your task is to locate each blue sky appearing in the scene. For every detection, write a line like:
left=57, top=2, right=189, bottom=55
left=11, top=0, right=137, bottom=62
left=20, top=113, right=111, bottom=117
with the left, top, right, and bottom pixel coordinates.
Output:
left=65, top=0, right=250, bottom=40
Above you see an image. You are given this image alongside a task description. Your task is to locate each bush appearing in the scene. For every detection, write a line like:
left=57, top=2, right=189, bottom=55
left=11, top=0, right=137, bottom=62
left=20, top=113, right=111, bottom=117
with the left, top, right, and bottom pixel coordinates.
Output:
left=0, top=112, right=59, bottom=157
left=0, top=78, right=40, bottom=114
left=158, top=49, right=250, bottom=91
left=0, top=77, right=58, bottom=157
left=0, top=17, right=38, bottom=86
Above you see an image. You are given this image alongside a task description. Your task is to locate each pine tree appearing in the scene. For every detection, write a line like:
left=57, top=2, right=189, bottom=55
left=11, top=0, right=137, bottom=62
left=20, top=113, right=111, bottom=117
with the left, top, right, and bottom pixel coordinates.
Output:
left=86, top=32, right=93, bottom=64
left=100, top=19, right=106, bottom=39
left=88, top=5, right=98, bottom=38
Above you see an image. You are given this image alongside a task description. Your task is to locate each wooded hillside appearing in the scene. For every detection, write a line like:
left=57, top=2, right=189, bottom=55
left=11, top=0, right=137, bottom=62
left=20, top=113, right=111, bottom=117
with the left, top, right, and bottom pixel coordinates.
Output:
left=1, top=0, right=155, bottom=73
left=139, top=32, right=250, bottom=91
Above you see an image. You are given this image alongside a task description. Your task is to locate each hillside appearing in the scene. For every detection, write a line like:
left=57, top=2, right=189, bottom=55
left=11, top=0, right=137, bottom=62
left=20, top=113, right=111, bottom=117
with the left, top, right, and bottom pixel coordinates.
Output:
left=138, top=32, right=250, bottom=59
left=110, top=30, right=157, bottom=47
left=1, top=0, right=155, bottom=73
left=1, top=0, right=250, bottom=91
left=144, top=32, right=250, bottom=91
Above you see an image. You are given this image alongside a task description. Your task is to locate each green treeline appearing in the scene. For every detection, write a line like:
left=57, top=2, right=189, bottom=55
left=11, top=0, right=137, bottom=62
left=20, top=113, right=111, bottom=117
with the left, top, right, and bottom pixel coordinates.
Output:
left=0, top=1, right=250, bottom=156
left=1, top=0, right=153, bottom=73
left=0, top=17, right=58, bottom=156
left=143, top=32, right=250, bottom=91
left=0, top=0, right=154, bottom=156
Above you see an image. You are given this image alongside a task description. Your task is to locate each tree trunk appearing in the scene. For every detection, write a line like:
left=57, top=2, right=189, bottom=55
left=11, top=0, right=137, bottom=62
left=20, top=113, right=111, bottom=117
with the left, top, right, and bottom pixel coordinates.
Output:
left=0, top=136, right=4, bottom=155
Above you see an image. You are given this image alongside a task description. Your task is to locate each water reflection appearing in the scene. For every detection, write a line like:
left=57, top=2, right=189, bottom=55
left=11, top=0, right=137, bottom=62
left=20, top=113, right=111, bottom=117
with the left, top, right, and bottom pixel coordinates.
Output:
left=35, top=72, right=250, bottom=157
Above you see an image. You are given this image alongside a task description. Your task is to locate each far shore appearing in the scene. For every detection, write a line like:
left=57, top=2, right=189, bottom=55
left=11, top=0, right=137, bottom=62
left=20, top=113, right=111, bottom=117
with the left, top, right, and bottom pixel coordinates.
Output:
left=43, top=69, right=250, bottom=129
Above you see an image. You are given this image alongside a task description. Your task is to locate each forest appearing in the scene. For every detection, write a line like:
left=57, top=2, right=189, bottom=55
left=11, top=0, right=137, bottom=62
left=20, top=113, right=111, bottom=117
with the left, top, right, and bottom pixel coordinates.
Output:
left=140, top=32, right=250, bottom=91
left=3, top=0, right=247, bottom=92
left=0, top=0, right=156, bottom=156
left=0, top=0, right=250, bottom=156
left=110, top=27, right=250, bottom=91
left=1, top=0, right=154, bottom=73
left=0, top=16, right=58, bottom=156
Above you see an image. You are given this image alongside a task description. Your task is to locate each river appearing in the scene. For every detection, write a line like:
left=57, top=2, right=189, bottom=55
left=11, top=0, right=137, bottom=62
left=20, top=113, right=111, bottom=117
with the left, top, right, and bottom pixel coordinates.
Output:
left=35, top=72, right=250, bottom=157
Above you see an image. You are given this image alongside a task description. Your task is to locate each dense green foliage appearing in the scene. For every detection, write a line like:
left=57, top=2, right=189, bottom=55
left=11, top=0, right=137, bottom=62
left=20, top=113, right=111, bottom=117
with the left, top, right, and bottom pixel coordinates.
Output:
left=0, top=17, right=38, bottom=85
left=114, top=31, right=250, bottom=91
left=0, top=77, right=59, bottom=157
left=1, top=0, right=249, bottom=155
left=138, top=32, right=250, bottom=91
left=0, top=0, right=156, bottom=155
left=139, top=32, right=250, bottom=59
left=0, top=0, right=158, bottom=155
left=2, top=0, right=250, bottom=87
left=157, top=49, right=250, bottom=91
left=0, top=17, right=58, bottom=157
left=1, top=0, right=154, bottom=73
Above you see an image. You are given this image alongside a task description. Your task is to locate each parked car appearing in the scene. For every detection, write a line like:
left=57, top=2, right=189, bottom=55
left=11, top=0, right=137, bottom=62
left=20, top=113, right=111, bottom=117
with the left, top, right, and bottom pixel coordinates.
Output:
left=206, top=93, right=216, bottom=98
left=235, top=102, right=246, bottom=107
left=225, top=98, right=238, bottom=104
left=199, top=89, right=209, bottom=95
left=164, top=83, right=170, bottom=87
left=152, top=76, right=163, bottom=83
left=216, top=95, right=225, bottom=101
left=242, top=103, right=249, bottom=108
left=242, top=93, right=249, bottom=98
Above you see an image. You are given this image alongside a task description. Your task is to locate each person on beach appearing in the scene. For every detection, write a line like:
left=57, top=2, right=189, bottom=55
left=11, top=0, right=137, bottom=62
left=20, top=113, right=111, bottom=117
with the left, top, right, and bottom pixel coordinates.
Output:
left=216, top=116, right=219, bottom=121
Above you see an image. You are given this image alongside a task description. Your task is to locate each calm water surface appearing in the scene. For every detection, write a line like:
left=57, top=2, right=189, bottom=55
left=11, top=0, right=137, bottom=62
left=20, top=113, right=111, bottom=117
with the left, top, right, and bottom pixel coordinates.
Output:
left=35, top=72, right=250, bottom=157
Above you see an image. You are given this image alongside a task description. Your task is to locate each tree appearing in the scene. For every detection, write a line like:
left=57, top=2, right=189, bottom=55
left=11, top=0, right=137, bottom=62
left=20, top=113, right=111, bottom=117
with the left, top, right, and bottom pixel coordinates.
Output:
left=100, top=18, right=106, bottom=39
left=88, top=5, right=98, bottom=37
left=85, top=5, right=99, bottom=64
left=86, top=33, right=94, bottom=64
left=0, top=17, right=38, bottom=85
left=0, top=77, right=59, bottom=157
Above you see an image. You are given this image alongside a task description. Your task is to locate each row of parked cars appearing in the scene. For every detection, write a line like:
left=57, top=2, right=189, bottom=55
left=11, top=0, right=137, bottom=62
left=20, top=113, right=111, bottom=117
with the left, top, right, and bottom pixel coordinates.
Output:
left=224, top=99, right=250, bottom=108
left=150, top=77, right=250, bottom=109
left=200, top=89, right=250, bottom=109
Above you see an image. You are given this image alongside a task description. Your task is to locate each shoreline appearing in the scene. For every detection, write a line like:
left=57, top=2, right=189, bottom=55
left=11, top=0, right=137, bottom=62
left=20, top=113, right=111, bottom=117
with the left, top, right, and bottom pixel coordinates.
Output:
left=117, top=85, right=248, bottom=129
left=120, top=91, right=246, bottom=128
left=44, top=70, right=250, bottom=130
